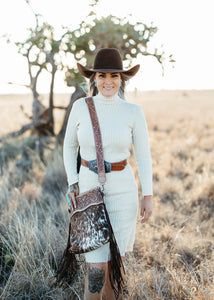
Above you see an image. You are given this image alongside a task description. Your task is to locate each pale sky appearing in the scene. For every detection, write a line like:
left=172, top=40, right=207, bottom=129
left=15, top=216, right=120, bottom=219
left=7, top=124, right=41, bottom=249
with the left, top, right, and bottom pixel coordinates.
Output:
left=0, top=0, right=214, bottom=93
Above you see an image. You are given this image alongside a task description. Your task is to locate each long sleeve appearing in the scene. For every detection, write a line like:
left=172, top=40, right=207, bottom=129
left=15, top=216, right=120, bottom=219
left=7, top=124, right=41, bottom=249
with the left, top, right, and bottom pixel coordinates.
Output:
left=63, top=100, right=80, bottom=186
left=132, top=105, right=153, bottom=197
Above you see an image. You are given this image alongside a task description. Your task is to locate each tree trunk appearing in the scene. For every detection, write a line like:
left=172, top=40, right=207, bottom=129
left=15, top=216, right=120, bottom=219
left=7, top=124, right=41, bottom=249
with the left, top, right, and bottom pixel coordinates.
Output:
left=57, top=88, right=86, bottom=143
left=48, top=68, right=56, bottom=135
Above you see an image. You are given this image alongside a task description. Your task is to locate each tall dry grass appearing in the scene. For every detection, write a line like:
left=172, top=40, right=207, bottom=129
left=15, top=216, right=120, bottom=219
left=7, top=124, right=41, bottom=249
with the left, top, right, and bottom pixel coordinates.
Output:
left=0, top=90, right=214, bottom=299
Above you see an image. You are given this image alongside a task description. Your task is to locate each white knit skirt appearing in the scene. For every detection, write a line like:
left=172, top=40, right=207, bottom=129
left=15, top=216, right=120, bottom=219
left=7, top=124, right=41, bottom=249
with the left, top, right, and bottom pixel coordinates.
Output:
left=78, top=162, right=139, bottom=263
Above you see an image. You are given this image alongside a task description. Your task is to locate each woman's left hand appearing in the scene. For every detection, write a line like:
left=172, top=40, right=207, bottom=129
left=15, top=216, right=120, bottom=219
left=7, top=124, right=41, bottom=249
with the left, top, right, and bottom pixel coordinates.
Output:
left=140, top=195, right=152, bottom=224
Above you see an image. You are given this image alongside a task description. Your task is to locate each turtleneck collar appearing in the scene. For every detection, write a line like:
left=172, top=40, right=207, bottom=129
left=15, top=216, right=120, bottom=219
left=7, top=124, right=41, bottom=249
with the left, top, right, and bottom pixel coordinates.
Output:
left=93, top=92, right=122, bottom=105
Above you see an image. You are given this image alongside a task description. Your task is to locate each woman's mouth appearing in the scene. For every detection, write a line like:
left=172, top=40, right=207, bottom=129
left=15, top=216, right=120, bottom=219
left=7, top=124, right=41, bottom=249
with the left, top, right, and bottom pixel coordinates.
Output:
left=103, top=86, right=114, bottom=90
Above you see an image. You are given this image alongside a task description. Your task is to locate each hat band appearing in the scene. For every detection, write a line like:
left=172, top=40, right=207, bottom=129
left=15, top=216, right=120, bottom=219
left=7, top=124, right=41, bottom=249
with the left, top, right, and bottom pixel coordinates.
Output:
left=92, top=68, right=125, bottom=73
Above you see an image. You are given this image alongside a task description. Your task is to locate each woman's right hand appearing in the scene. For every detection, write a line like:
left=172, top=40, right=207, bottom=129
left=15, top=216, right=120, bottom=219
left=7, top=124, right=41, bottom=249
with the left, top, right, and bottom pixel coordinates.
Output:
left=67, top=182, right=79, bottom=212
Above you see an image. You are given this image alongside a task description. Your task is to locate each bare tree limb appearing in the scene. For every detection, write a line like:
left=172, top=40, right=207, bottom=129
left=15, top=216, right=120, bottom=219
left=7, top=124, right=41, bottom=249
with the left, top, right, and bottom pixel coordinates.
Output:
left=5, top=119, right=49, bottom=138
left=20, top=105, right=33, bottom=120
left=53, top=106, right=67, bottom=110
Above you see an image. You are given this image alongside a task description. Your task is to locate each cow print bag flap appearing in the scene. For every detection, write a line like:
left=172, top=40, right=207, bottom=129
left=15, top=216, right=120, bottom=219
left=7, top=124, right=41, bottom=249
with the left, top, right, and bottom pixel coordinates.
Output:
left=68, top=186, right=110, bottom=253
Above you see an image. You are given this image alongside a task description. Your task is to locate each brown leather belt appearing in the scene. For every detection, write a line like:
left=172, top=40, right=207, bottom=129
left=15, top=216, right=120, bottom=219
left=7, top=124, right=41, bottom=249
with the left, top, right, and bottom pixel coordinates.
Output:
left=81, top=158, right=127, bottom=172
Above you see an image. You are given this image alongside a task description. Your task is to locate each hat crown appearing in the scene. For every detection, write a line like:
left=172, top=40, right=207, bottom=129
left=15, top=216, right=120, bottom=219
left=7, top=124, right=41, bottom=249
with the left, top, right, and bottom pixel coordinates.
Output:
left=93, top=48, right=123, bottom=70
left=77, top=47, right=140, bottom=79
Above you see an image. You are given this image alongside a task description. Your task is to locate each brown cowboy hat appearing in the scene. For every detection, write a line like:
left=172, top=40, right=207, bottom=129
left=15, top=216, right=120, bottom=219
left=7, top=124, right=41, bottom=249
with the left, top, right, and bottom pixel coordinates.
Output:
left=77, top=48, right=140, bottom=79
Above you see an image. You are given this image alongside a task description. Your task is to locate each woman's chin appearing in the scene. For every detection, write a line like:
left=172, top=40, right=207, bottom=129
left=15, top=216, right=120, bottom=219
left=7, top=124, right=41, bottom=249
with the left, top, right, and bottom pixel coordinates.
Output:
left=101, top=89, right=118, bottom=97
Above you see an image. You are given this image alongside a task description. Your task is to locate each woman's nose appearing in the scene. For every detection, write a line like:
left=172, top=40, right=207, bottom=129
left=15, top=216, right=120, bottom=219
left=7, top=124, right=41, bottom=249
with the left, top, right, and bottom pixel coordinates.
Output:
left=105, top=76, right=112, bottom=83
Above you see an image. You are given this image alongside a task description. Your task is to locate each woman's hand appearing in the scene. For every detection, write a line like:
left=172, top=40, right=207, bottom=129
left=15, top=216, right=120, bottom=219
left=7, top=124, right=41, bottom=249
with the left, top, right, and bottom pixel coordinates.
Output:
left=67, top=182, right=79, bottom=212
left=140, top=195, right=152, bottom=224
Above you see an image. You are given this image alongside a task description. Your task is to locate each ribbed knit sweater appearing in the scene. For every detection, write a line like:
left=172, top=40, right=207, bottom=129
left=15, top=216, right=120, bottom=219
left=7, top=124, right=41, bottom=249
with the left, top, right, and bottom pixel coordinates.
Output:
left=63, top=92, right=153, bottom=197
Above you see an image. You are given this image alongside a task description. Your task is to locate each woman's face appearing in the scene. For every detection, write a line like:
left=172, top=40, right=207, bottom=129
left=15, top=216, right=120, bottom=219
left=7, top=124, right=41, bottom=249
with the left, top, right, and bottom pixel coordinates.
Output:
left=94, top=72, right=121, bottom=97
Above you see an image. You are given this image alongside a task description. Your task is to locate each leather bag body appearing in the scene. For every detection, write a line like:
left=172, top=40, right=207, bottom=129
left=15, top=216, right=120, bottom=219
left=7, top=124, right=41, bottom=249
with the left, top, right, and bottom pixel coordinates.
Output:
left=68, top=186, right=110, bottom=253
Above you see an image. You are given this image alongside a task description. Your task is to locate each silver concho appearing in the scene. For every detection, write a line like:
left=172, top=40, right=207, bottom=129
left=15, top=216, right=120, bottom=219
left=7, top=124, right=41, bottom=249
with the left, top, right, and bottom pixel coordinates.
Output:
left=88, top=159, right=112, bottom=174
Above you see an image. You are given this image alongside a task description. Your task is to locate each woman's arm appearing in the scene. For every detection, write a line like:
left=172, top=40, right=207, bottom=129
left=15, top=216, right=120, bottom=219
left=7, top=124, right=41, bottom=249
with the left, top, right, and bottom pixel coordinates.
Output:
left=63, top=101, right=81, bottom=211
left=132, top=105, right=153, bottom=223
left=67, top=182, right=79, bottom=212
left=140, top=195, right=152, bottom=224
left=63, top=100, right=81, bottom=186
left=132, top=105, right=153, bottom=197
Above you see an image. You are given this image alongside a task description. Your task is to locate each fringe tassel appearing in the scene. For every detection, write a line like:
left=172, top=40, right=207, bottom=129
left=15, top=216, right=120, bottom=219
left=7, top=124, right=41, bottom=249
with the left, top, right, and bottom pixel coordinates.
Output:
left=77, top=147, right=81, bottom=174
left=104, top=204, right=125, bottom=299
left=54, top=222, right=78, bottom=286
left=54, top=203, right=124, bottom=298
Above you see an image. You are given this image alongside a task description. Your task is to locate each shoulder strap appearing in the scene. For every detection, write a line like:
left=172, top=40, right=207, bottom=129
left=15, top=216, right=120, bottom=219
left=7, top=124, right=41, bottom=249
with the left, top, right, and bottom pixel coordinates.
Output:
left=85, top=97, right=106, bottom=184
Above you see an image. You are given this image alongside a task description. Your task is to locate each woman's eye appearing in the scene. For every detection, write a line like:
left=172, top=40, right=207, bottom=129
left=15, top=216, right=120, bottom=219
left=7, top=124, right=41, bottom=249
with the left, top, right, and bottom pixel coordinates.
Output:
left=112, top=74, right=119, bottom=78
left=98, top=74, right=105, bottom=78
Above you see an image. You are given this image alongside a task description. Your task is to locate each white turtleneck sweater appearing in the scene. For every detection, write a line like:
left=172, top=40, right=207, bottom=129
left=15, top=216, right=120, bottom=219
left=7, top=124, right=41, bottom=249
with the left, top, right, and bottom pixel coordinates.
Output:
left=63, top=92, right=153, bottom=197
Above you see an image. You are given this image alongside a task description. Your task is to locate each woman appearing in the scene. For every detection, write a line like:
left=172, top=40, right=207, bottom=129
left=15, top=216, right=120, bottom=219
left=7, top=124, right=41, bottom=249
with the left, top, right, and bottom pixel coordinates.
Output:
left=63, top=48, right=153, bottom=299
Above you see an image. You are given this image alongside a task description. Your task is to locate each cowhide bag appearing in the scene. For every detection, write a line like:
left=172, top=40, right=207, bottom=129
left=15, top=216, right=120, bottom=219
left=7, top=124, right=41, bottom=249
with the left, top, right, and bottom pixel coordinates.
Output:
left=69, top=186, right=110, bottom=253
left=55, top=97, right=124, bottom=298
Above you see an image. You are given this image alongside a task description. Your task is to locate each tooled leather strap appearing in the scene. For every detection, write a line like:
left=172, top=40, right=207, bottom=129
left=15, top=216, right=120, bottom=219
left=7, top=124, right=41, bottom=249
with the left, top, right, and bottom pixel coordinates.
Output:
left=85, top=97, right=106, bottom=184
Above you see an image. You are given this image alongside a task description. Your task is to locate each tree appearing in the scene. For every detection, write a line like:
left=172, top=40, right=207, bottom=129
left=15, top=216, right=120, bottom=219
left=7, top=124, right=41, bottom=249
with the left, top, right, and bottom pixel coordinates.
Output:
left=4, top=0, right=174, bottom=143
left=57, top=14, right=174, bottom=140
left=14, top=3, right=61, bottom=136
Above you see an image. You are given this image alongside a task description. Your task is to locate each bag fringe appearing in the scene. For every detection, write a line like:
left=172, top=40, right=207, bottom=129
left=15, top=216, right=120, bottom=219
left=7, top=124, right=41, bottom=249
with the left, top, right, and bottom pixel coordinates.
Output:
left=104, top=204, right=125, bottom=299
left=54, top=222, right=78, bottom=286
left=54, top=204, right=125, bottom=299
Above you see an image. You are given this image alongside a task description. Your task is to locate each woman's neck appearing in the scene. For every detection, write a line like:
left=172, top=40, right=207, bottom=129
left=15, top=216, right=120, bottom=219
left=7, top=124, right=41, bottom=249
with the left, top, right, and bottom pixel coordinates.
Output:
left=93, top=92, right=122, bottom=105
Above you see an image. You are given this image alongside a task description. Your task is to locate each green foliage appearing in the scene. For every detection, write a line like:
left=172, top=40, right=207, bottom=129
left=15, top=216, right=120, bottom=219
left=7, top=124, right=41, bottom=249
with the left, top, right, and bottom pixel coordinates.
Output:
left=9, top=1, right=171, bottom=92
left=3, top=0, right=173, bottom=137
left=77, top=16, right=161, bottom=62
left=15, top=22, right=60, bottom=72
left=4, top=251, right=13, bottom=266
left=63, top=14, right=167, bottom=85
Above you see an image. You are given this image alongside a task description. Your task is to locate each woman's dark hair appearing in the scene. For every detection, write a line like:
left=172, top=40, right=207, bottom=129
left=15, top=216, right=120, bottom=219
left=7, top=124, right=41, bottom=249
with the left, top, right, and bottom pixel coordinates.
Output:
left=89, top=72, right=131, bottom=99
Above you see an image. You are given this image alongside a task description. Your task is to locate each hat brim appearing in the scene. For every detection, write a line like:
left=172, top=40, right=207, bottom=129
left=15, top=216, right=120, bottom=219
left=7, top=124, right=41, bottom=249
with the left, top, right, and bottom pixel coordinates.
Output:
left=77, top=63, right=140, bottom=80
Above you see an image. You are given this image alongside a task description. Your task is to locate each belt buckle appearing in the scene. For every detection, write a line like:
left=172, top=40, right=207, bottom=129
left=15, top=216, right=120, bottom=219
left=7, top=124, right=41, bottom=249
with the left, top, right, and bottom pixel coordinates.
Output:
left=104, top=160, right=111, bottom=173
left=88, top=159, right=98, bottom=174
left=88, top=159, right=112, bottom=174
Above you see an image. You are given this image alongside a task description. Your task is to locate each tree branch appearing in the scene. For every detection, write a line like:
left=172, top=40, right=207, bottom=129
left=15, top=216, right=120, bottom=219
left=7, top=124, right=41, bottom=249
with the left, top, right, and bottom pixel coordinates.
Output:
left=53, top=106, right=67, bottom=110
left=5, top=119, right=49, bottom=138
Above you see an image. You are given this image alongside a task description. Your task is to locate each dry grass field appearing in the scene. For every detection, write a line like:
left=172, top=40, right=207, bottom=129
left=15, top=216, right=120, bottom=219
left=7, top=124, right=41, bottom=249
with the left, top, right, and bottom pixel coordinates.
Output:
left=0, top=90, right=214, bottom=299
